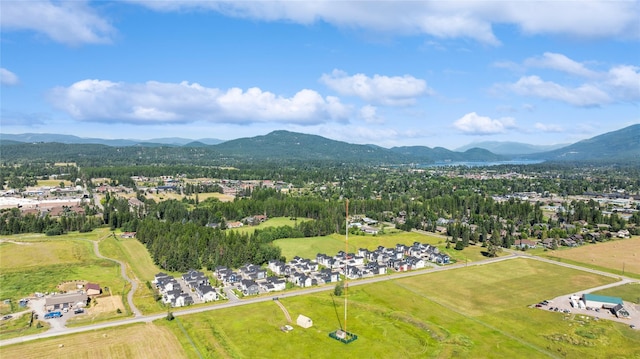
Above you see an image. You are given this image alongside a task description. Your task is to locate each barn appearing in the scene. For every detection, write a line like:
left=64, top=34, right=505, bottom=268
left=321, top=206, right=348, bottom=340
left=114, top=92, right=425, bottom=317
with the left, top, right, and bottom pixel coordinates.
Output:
left=581, top=293, right=623, bottom=309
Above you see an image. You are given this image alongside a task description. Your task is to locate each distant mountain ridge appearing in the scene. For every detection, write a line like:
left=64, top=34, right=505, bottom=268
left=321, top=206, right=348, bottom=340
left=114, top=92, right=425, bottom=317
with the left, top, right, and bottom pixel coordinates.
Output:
left=0, top=133, right=224, bottom=146
left=455, top=141, right=568, bottom=155
left=1, top=124, right=638, bottom=164
left=532, top=124, right=640, bottom=162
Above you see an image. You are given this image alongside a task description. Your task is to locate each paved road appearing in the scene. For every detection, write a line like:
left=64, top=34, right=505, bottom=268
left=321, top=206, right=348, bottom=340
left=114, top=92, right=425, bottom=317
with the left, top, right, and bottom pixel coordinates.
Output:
left=0, top=251, right=519, bottom=347
left=2, top=248, right=637, bottom=347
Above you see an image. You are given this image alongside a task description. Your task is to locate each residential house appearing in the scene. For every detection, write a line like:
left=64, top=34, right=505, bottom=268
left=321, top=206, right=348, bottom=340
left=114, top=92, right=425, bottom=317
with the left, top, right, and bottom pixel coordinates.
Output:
left=196, top=285, right=218, bottom=302
left=514, top=239, right=538, bottom=249
left=241, top=279, right=259, bottom=295
left=44, top=292, right=88, bottom=311
left=85, top=283, right=102, bottom=296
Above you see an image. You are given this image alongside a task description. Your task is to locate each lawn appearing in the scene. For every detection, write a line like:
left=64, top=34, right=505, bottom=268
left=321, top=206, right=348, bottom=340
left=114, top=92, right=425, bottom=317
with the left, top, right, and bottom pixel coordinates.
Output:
left=0, top=323, right=188, bottom=359
left=542, top=236, right=640, bottom=277
left=161, top=258, right=639, bottom=358
left=592, top=283, right=640, bottom=304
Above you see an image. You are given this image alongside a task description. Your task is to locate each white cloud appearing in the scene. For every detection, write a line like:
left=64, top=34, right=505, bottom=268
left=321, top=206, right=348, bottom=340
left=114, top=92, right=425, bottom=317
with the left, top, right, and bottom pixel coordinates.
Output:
left=358, top=105, right=384, bottom=124
left=0, top=1, right=114, bottom=45
left=524, top=52, right=598, bottom=78
left=320, top=69, right=431, bottom=106
left=129, top=1, right=640, bottom=43
left=606, top=65, right=640, bottom=102
left=535, top=122, right=564, bottom=133
left=453, top=112, right=516, bottom=135
left=49, top=79, right=351, bottom=125
left=496, top=2, right=639, bottom=39
left=7, top=1, right=636, bottom=46
left=498, top=53, right=640, bottom=106
left=0, top=68, right=19, bottom=86
left=505, top=75, right=612, bottom=107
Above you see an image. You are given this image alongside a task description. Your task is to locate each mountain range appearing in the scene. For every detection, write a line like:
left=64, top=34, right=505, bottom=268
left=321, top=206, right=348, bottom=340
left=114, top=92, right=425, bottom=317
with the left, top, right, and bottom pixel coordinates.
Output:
left=455, top=141, right=568, bottom=155
left=1, top=124, right=638, bottom=165
left=0, top=133, right=224, bottom=147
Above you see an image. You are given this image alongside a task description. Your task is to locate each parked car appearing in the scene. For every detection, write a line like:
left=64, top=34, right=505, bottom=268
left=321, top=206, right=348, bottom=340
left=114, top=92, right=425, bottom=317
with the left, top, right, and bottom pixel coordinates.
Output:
left=74, top=309, right=84, bottom=314
left=1, top=315, right=12, bottom=320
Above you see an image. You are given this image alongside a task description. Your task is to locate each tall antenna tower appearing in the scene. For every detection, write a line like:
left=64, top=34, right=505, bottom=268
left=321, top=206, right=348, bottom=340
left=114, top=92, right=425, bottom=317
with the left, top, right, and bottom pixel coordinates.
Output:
left=344, top=198, right=349, bottom=334
left=329, top=199, right=358, bottom=344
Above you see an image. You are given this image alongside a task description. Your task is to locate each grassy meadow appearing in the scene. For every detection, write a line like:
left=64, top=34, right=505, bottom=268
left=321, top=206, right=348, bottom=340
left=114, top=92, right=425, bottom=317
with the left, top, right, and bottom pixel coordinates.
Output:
left=98, top=233, right=180, bottom=314
left=2, top=224, right=639, bottom=358
left=592, top=283, right=640, bottom=303
left=35, top=179, right=73, bottom=187
left=0, top=229, right=126, bottom=314
left=1, top=323, right=188, bottom=359
left=541, top=236, right=640, bottom=278
left=159, top=258, right=638, bottom=358
left=0, top=312, right=49, bottom=340
left=231, top=217, right=311, bottom=235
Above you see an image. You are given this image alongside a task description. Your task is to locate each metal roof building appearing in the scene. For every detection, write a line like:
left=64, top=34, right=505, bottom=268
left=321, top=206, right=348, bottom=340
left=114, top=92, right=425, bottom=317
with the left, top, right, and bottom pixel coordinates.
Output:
left=582, top=293, right=624, bottom=309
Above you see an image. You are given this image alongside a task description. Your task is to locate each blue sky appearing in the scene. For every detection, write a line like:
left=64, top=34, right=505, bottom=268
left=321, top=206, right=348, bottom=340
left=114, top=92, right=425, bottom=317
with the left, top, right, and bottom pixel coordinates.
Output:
left=1, top=1, right=639, bottom=149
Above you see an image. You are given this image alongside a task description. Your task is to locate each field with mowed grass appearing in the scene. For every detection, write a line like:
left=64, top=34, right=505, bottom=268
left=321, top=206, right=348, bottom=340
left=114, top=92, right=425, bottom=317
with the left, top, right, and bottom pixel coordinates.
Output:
left=275, top=230, right=487, bottom=263
left=98, top=234, right=182, bottom=314
left=592, top=283, right=640, bottom=303
left=542, top=236, right=640, bottom=277
left=0, top=229, right=126, bottom=314
left=160, top=258, right=638, bottom=358
left=231, top=217, right=311, bottom=235
left=1, top=323, right=188, bottom=359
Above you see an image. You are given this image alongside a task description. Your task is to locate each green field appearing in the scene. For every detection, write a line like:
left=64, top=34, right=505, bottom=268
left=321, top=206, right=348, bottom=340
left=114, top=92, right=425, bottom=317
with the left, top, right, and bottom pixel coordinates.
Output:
left=275, top=230, right=486, bottom=263
left=231, top=217, right=311, bottom=235
left=0, top=230, right=126, bottom=315
left=160, top=258, right=638, bottom=358
left=0, top=312, right=49, bottom=340
left=99, top=234, right=179, bottom=314
left=592, top=283, right=640, bottom=304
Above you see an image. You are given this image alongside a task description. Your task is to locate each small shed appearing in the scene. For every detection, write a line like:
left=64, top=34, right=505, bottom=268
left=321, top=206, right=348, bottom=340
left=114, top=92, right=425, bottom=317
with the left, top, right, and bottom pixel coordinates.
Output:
left=296, top=314, right=313, bottom=329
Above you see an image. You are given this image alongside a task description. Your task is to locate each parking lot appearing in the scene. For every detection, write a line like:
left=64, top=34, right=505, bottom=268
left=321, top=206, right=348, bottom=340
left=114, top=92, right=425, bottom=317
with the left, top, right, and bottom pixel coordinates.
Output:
left=533, top=294, right=640, bottom=330
left=28, top=298, right=87, bottom=332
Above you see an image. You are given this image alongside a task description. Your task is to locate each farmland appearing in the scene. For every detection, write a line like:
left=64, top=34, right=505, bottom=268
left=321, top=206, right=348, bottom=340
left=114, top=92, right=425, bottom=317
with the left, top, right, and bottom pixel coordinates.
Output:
left=543, top=237, right=640, bottom=277
left=0, top=229, right=126, bottom=315
left=158, top=258, right=638, bottom=359
left=1, top=244, right=639, bottom=357
left=1, top=323, right=187, bottom=359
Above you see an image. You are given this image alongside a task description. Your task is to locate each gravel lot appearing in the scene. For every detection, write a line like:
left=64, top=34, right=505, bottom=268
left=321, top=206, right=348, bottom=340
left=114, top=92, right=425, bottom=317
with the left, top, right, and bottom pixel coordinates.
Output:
left=533, top=294, right=640, bottom=330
